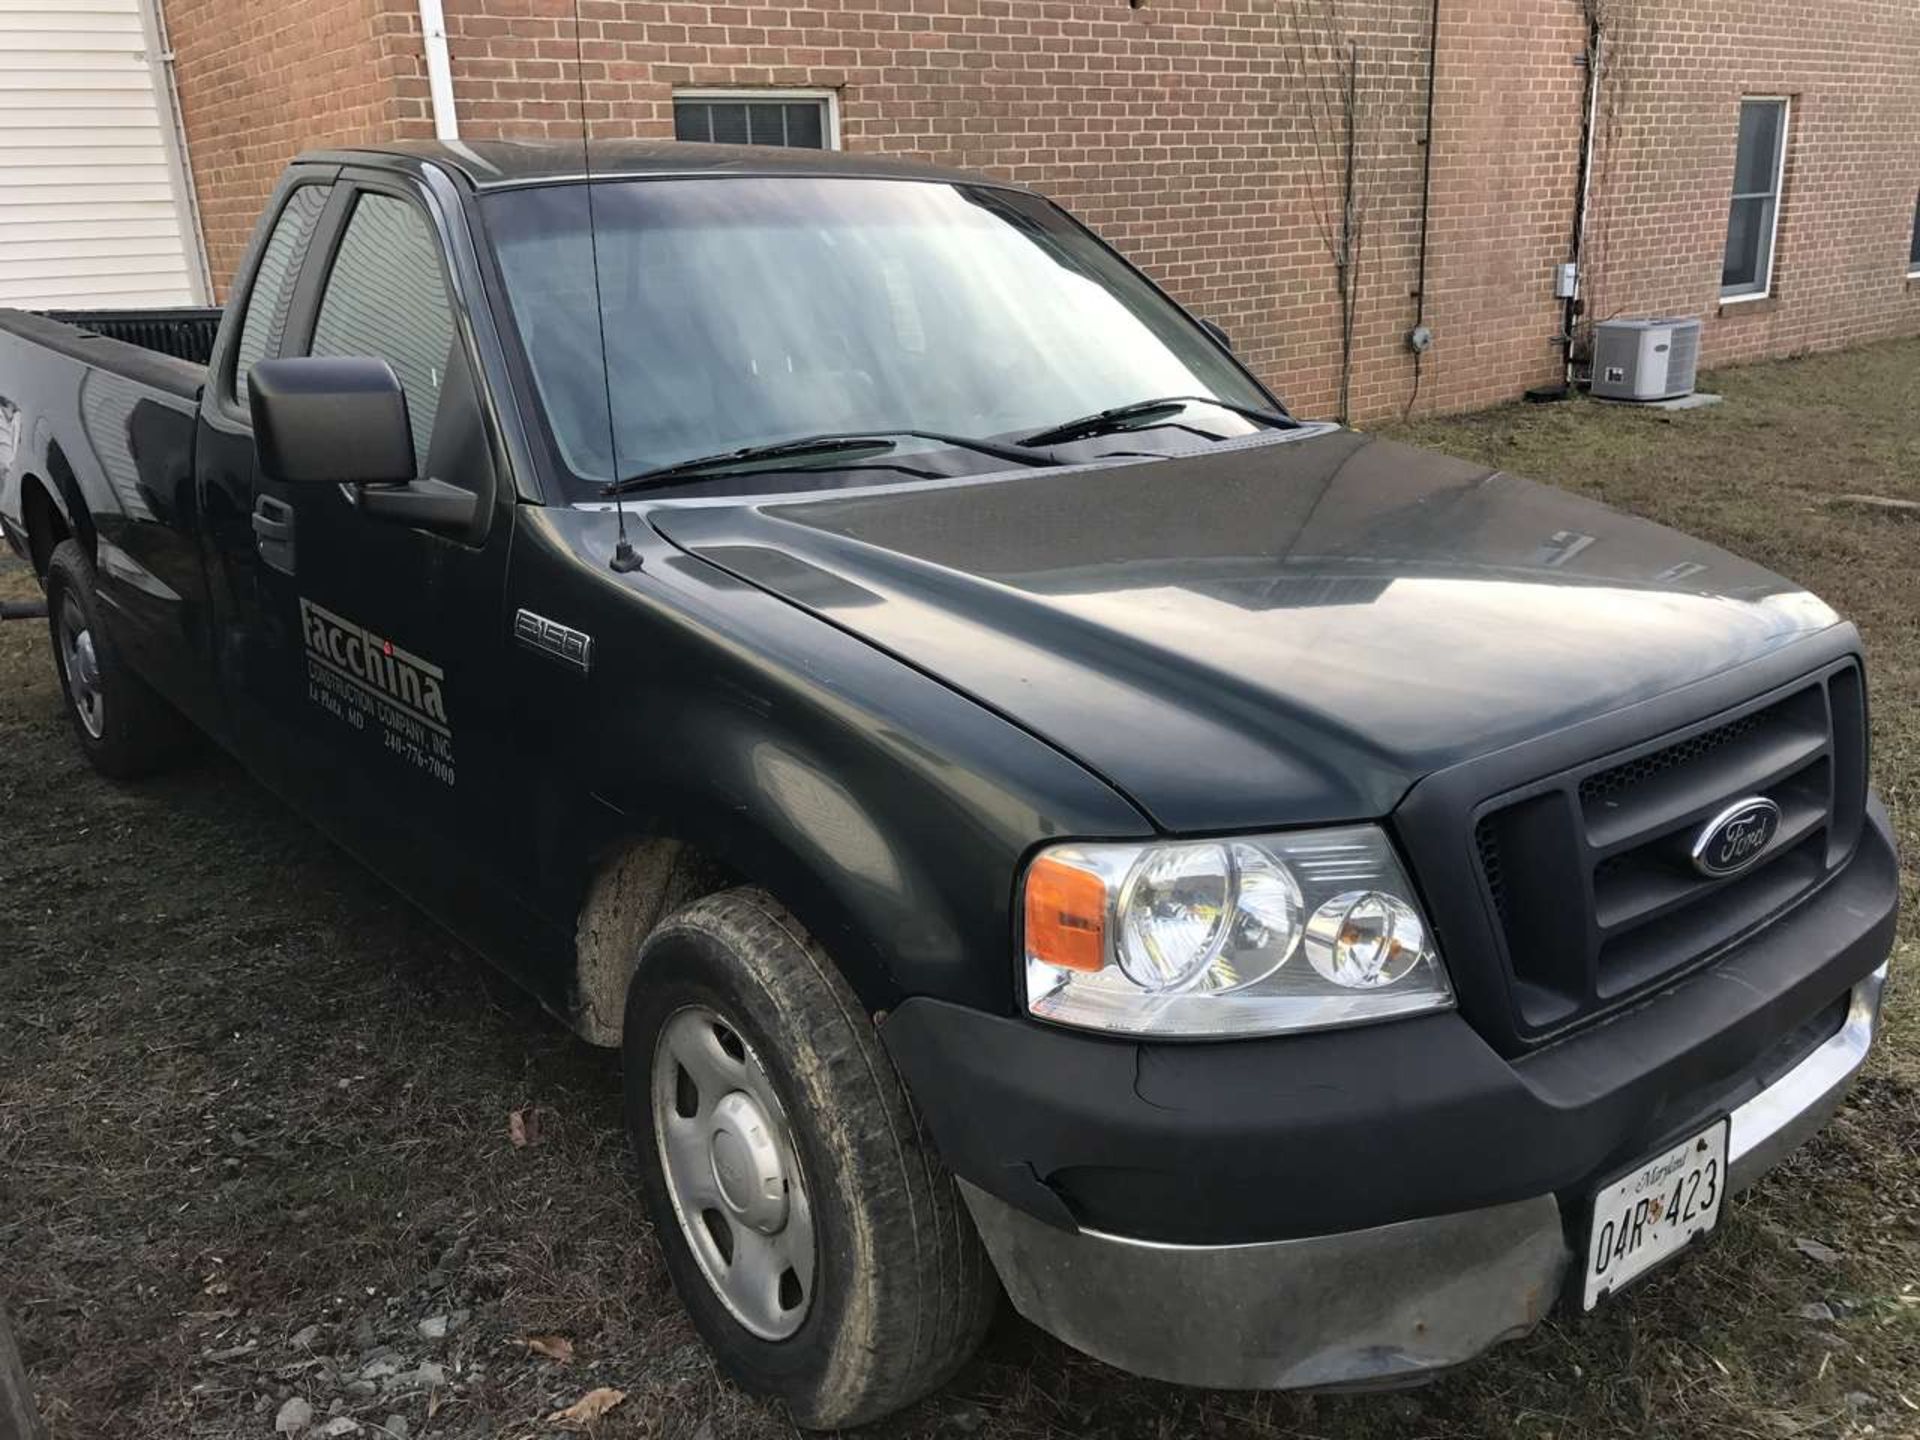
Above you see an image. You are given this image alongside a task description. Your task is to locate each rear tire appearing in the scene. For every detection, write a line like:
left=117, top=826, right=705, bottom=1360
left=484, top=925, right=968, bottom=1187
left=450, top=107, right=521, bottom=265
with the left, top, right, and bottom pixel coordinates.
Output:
left=623, top=888, right=997, bottom=1429
left=44, top=539, right=189, bottom=779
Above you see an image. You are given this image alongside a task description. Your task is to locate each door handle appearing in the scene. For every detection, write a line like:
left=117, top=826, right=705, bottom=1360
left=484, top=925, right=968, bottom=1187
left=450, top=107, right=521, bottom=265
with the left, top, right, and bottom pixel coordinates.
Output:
left=252, top=494, right=296, bottom=575
left=251, top=497, right=293, bottom=541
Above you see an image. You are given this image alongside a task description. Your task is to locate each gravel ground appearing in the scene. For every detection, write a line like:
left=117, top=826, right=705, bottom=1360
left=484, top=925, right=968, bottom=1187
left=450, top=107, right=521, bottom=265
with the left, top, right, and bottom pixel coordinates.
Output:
left=2, top=337, right=1917, bottom=1439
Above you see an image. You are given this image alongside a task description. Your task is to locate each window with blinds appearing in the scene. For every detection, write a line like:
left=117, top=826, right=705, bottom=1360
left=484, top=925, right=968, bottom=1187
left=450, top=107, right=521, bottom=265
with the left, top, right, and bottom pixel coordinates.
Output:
left=673, top=94, right=834, bottom=150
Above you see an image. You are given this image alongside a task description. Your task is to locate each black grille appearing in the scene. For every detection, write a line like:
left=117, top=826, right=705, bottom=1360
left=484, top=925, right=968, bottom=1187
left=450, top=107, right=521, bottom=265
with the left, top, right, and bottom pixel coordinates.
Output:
left=1473, top=661, right=1867, bottom=1039
left=1476, top=822, right=1510, bottom=925
left=1578, top=712, right=1763, bottom=806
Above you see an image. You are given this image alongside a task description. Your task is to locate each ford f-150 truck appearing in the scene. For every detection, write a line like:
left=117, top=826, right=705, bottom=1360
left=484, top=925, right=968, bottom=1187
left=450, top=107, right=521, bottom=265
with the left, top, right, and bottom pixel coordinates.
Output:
left=0, top=140, right=1897, bottom=1429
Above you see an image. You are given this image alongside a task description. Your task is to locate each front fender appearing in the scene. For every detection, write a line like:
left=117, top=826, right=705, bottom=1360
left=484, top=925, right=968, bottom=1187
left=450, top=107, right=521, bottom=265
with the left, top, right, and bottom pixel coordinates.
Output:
left=518, top=505, right=1150, bottom=1018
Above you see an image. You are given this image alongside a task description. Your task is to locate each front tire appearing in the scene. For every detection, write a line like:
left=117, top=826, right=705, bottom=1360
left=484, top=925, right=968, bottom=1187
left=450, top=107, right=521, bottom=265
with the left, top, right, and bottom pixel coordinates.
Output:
left=44, top=539, right=188, bottom=779
left=623, top=888, right=997, bottom=1429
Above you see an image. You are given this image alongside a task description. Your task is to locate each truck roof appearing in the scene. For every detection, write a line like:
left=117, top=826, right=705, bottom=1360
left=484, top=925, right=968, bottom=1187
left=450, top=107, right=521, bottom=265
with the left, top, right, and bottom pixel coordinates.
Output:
left=298, top=138, right=1019, bottom=193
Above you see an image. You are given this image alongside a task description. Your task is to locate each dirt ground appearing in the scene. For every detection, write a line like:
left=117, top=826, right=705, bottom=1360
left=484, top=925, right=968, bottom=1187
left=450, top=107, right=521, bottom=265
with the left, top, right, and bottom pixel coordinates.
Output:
left=3, top=338, right=1917, bottom=1440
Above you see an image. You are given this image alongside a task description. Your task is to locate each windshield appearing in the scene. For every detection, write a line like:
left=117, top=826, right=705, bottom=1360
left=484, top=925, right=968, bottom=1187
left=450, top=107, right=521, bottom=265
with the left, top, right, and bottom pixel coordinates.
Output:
left=481, top=176, right=1273, bottom=489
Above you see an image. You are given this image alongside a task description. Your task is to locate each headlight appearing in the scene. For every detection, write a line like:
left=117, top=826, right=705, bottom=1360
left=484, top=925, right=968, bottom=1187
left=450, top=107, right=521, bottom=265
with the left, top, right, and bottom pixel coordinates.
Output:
left=1021, top=826, right=1451, bottom=1037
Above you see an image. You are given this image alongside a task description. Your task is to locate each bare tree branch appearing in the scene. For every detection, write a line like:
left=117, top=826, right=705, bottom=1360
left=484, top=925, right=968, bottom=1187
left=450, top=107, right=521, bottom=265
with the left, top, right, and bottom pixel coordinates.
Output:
left=1276, top=0, right=1375, bottom=423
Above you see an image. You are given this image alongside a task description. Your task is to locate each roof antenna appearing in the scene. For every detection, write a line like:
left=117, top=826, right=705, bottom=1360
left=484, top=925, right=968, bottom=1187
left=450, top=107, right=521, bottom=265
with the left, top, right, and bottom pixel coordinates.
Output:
left=573, top=0, right=640, bottom=572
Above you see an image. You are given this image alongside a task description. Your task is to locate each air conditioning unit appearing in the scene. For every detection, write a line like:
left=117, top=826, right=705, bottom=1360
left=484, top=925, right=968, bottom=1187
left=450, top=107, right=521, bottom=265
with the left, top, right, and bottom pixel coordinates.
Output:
left=1590, top=317, right=1702, bottom=402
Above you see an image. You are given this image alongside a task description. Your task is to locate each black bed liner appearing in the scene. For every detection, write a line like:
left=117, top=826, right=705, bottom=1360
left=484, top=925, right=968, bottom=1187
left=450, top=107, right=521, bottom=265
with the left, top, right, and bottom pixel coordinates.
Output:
left=42, top=307, right=224, bottom=368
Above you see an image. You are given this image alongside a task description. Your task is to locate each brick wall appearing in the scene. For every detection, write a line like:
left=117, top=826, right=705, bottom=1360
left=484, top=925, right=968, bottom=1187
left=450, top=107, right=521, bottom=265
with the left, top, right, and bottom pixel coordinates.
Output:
left=1580, top=0, right=1920, bottom=375
left=164, top=0, right=435, bottom=292
left=431, top=0, right=1596, bottom=420
left=161, top=0, right=1920, bottom=420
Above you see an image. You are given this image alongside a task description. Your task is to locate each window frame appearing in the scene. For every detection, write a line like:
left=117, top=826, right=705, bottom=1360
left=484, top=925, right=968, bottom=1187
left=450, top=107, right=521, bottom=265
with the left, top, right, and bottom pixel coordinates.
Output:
left=1721, top=95, right=1791, bottom=305
left=1907, top=189, right=1919, bottom=279
left=671, top=88, right=841, bottom=150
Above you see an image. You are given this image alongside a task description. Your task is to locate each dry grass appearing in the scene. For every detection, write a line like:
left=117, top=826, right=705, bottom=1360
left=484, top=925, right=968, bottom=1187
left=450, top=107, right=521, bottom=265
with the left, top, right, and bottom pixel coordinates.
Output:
left=2, top=337, right=1918, bottom=1439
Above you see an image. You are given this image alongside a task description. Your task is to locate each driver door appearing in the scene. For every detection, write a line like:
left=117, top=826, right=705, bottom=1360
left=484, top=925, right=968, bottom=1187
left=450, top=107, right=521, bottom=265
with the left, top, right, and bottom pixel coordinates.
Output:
left=235, top=175, right=536, bottom=954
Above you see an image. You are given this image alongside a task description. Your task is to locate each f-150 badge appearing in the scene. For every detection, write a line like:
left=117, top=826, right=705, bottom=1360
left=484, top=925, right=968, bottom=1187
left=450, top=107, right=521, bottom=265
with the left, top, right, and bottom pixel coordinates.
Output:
left=300, top=597, right=456, bottom=786
left=513, top=609, right=593, bottom=672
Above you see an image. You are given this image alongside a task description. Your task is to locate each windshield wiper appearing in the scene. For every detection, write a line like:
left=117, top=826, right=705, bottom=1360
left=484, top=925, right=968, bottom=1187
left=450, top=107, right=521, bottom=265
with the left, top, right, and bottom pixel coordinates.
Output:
left=1018, top=395, right=1297, bottom=448
left=603, top=429, right=1055, bottom=497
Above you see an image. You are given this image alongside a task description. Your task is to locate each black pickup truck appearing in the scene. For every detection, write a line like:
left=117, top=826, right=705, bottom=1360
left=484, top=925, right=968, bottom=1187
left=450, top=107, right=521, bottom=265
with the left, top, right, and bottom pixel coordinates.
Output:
left=0, top=140, right=1897, bottom=1428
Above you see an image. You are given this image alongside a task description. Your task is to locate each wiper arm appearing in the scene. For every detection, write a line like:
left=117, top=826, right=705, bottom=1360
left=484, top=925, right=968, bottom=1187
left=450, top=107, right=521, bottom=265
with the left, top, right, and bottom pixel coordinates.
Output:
left=602, top=428, right=1055, bottom=497
left=604, top=435, right=898, bottom=495
left=1018, top=395, right=1296, bottom=448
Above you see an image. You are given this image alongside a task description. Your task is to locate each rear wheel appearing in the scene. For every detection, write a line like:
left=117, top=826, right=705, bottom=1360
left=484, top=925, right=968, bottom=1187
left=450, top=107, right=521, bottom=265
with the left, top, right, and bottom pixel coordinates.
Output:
left=44, top=539, right=189, bottom=779
left=623, top=888, right=997, bottom=1429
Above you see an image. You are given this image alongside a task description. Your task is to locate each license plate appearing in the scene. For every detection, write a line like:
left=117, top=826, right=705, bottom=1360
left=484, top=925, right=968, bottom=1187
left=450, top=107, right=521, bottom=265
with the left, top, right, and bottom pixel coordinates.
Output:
left=1581, top=1118, right=1729, bottom=1310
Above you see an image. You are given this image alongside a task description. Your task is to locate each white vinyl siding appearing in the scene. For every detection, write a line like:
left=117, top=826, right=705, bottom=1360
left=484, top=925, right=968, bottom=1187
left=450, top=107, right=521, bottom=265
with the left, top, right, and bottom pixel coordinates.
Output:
left=0, top=0, right=209, bottom=309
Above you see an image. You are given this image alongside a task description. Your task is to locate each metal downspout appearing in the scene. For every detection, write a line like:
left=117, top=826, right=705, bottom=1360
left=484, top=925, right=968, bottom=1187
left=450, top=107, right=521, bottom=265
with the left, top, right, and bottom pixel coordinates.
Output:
left=1563, top=21, right=1604, bottom=387
left=1405, top=0, right=1441, bottom=413
left=137, top=0, right=216, bottom=305
left=418, top=0, right=460, bottom=140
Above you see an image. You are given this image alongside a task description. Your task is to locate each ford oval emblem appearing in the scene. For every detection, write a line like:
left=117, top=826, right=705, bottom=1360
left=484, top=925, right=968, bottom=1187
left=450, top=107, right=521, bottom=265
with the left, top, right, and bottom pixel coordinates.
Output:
left=1690, top=796, right=1782, bottom=878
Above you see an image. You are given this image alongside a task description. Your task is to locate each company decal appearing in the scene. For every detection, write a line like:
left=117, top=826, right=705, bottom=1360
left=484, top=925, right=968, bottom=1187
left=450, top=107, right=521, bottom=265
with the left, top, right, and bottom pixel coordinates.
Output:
left=300, top=597, right=455, bottom=787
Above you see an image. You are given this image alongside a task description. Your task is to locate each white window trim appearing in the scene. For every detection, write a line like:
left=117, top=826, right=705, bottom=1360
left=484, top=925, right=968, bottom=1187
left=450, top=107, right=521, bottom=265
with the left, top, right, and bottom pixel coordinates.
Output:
left=1721, top=95, right=1791, bottom=305
left=672, top=88, right=842, bottom=150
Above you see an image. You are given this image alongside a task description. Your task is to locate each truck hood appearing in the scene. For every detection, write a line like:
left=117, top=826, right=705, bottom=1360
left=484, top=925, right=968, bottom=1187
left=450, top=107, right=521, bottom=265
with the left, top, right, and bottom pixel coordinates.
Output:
left=647, top=427, right=1839, bottom=832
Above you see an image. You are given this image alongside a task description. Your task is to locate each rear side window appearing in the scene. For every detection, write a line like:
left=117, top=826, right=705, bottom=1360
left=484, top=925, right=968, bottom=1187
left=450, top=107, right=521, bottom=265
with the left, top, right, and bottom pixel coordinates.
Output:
left=309, top=193, right=456, bottom=472
left=233, top=183, right=333, bottom=404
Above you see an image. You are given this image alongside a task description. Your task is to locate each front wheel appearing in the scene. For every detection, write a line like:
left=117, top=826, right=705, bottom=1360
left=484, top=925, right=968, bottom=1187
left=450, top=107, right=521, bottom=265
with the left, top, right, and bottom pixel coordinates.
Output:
left=623, top=888, right=997, bottom=1429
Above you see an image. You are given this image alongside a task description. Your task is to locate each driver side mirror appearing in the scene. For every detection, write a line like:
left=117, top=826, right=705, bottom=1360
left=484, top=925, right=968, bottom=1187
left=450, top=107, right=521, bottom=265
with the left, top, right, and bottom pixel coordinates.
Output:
left=248, top=356, right=476, bottom=536
left=250, top=355, right=414, bottom=485
left=1200, top=317, right=1234, bottom=352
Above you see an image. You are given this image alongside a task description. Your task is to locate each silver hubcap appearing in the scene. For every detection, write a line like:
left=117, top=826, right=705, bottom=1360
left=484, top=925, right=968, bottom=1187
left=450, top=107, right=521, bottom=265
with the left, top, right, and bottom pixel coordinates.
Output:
left=651, top=1005, right=815, bottom=1339
left=58, top=595, right=105, bottom=739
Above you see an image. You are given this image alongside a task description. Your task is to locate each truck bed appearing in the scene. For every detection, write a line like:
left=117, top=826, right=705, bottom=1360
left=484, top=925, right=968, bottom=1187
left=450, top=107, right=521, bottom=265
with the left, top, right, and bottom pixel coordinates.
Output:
left=0, top=300, right=215, bottom=713
left=0, top=306, right=219, bottom=404
left=42, top=307, right=224, bottom=367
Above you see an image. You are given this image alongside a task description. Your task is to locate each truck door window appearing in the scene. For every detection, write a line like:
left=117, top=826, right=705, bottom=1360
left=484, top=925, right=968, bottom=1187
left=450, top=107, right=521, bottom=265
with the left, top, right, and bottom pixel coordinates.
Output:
left=233, top=183, right=333, bottom=405
left=309, top=193, right=456, bottom=474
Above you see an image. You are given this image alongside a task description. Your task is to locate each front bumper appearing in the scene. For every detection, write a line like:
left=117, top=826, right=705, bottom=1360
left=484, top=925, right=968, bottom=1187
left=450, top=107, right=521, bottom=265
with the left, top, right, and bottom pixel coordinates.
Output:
left=884, top=803, right=1899, bottom=1245
left=961, top=963, right=1887, bottom=1391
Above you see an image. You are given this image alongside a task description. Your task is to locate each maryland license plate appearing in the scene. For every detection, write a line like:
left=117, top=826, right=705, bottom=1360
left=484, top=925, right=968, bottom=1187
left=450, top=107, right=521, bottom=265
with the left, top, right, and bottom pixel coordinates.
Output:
left=1581, top=1118, right=1729, bottom=1310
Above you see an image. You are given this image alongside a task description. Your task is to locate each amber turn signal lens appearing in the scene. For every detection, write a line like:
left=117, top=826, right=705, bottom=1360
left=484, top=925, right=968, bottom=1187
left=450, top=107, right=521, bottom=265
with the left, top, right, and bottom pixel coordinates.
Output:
left=1024, top=854, right=1108, bottom=972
